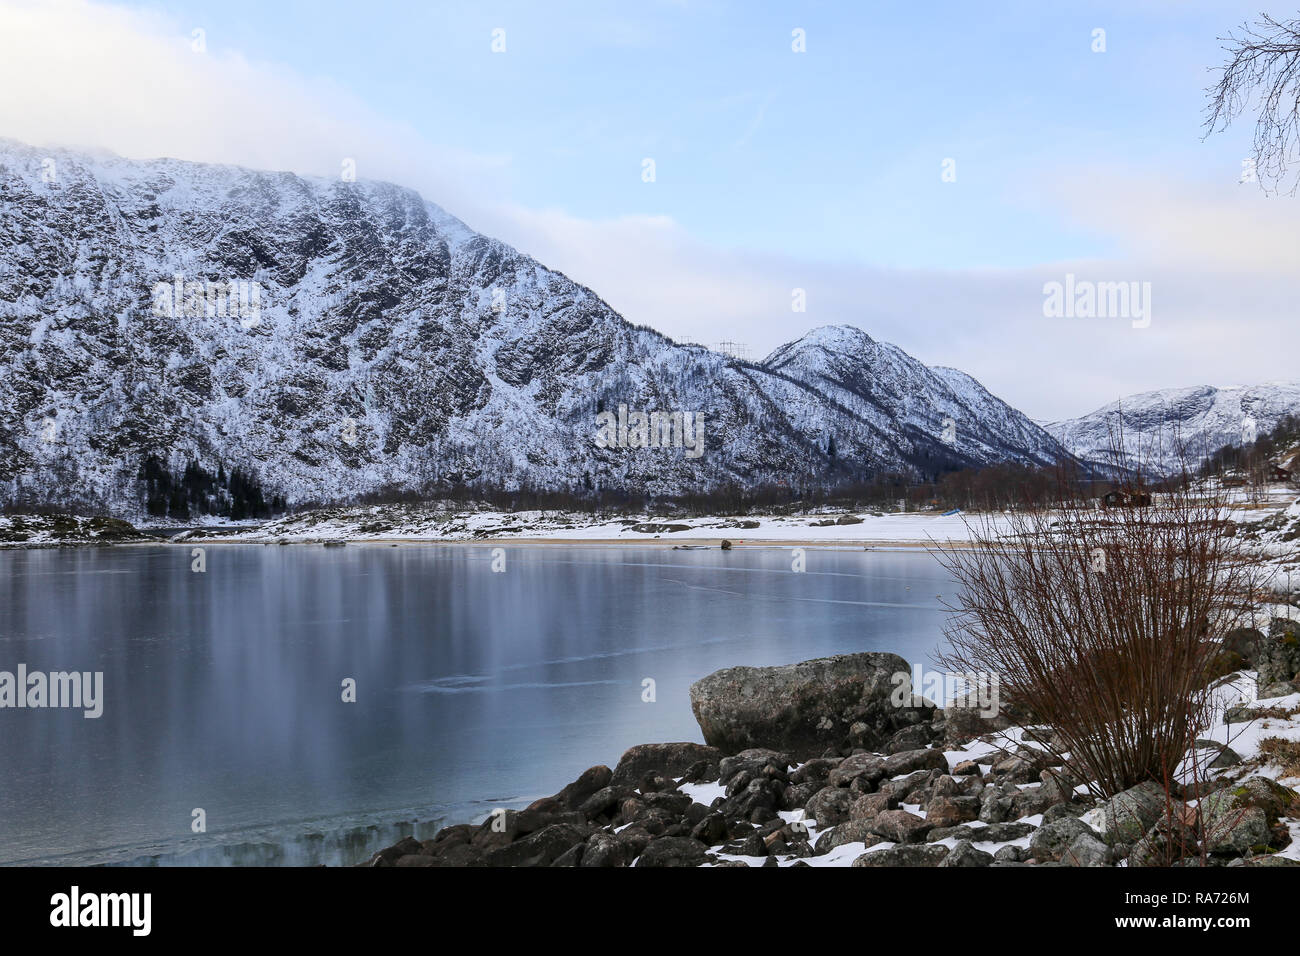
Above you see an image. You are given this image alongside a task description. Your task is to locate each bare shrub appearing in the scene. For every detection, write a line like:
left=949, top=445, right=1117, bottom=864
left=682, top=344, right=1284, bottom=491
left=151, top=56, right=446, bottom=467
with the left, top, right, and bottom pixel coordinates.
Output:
left=934, top=438, right=1262, bottom=798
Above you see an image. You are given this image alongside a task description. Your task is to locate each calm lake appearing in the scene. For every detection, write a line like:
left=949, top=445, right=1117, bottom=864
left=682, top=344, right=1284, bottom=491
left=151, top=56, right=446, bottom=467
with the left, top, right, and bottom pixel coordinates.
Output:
left=0, top=544, right=956, bottom=866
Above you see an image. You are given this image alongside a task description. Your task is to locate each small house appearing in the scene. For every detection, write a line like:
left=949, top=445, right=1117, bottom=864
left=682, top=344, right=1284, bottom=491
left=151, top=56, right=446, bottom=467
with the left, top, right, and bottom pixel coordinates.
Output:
left=1101, top=489, right=1152, bottom=509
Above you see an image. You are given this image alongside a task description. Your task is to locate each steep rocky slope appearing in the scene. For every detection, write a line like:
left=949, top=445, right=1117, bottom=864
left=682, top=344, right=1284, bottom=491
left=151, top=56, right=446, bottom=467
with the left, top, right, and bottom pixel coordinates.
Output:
left=0, top=140, right=1069, bottom=514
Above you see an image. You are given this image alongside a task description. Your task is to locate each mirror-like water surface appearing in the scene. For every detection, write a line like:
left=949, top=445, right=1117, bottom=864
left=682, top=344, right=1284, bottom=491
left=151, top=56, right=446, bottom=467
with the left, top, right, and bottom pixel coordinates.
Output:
left=0, top=544, right=955, bottom=865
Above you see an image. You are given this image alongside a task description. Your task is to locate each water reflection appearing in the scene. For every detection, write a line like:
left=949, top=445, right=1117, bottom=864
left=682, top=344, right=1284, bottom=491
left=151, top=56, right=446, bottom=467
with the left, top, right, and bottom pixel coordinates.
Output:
left=0, top=544, right=955, bottom=865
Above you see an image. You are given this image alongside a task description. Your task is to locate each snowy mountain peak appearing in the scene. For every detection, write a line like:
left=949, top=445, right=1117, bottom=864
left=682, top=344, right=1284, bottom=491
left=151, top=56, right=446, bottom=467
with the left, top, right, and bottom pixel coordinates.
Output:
left=769, top=324, right=877, bottom=354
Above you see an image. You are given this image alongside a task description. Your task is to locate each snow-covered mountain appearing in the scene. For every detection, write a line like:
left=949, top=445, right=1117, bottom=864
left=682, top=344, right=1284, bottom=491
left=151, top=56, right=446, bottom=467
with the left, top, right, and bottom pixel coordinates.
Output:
left=763, top=326, right=1064, bottom=472
left=1049, top=383, right=1300, bottom=475
left=0, top=140, right=1070, bottom=515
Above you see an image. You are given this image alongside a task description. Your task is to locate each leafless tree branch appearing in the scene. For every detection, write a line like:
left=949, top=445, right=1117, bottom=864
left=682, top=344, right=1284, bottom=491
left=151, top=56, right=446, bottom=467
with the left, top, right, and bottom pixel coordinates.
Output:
left=1205, top=12, right=1300, bottom=195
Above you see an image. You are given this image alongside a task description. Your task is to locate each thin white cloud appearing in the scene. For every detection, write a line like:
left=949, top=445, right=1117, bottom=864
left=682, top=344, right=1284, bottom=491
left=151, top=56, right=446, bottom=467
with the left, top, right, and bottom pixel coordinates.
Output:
left=1048, top=167, right=1300, bottom=274
left=0, top=0, right=510, bottom=209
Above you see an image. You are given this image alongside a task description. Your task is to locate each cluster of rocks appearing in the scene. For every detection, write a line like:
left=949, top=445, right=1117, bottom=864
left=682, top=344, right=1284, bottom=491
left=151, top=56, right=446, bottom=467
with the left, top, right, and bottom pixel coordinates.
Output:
left=0, top=513, right=151, bottom=546
left=362, top=648, right=1300, bottom=868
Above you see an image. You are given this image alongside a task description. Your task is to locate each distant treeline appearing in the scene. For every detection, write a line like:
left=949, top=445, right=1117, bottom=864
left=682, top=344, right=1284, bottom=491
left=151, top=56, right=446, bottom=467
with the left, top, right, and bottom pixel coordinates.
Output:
left=301, top=425, right=1299, bottom=517
left=12, top=414, right=1295, bottom=524
left=137, top=456, right=286, bottom=520
left=1197, top=413, right=1300, bottom=480
left=289, top=460, right=1112, bottom=517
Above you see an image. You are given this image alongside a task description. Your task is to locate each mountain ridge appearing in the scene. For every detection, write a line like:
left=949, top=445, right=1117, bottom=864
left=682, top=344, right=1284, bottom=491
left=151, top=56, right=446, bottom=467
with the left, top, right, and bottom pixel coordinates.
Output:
left=1049, top=382, right=1300, bottom=474
left=0, top=140, right=1070, bottom=515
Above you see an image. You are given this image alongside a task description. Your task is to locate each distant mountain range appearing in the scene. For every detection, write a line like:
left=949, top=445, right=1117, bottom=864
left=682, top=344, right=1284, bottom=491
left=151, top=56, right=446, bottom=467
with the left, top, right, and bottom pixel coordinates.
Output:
left=0, top=141, right=1075, bottom=514
left=1, top=140, right=1292, bottom=516
left=1049, top=383, right=1300, bottom=476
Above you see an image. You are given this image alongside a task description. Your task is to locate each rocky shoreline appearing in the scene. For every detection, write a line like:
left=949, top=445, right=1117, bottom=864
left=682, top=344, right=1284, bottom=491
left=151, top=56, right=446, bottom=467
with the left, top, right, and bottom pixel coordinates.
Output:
left=0, top=513, right=156, bottom=547
left=362, top=624, right=1300, bottom=868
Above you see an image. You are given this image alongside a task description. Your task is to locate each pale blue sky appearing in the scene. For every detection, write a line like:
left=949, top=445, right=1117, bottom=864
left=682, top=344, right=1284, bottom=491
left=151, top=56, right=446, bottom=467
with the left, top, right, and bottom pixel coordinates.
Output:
left=123, top=0, right=1261, bottom=268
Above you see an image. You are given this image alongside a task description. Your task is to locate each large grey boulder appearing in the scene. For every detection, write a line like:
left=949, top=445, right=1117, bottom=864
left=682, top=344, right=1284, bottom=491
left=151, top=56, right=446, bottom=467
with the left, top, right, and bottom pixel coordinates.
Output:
left=1062, top=830, right=1111, bottom=867
left=805, top=786, right=854, bottom=827
left=1028, top=817, right=1098, bottom=862
left=717, top=748, right=794, bottom=785
left=1097, top=781, right=1168, bottom=844
left=852, top=844, right=950, bottom=867
left=1199, top=775, right=1298, bottom=856
left=484, top=823, right=590, bottom=867
left=580, top=831, right=634, bottom=867
left=939, top=839, right=994, bottom=867
left=609, top=742, right=722, bottom=788
left=689, top=652, right=934, bottom=757
left=869, top=809, right=933, bottom=844
left=883, top=747, right=949, bottom=776
left=813, top=820, right=885, bottom=855
left=550, top=765, right=613, bottom=811
left=827, top=753, right=889, bottom=789
left=927, top=821, right=1037, bottom=844
left=634, top=836, right=709, bottom=867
